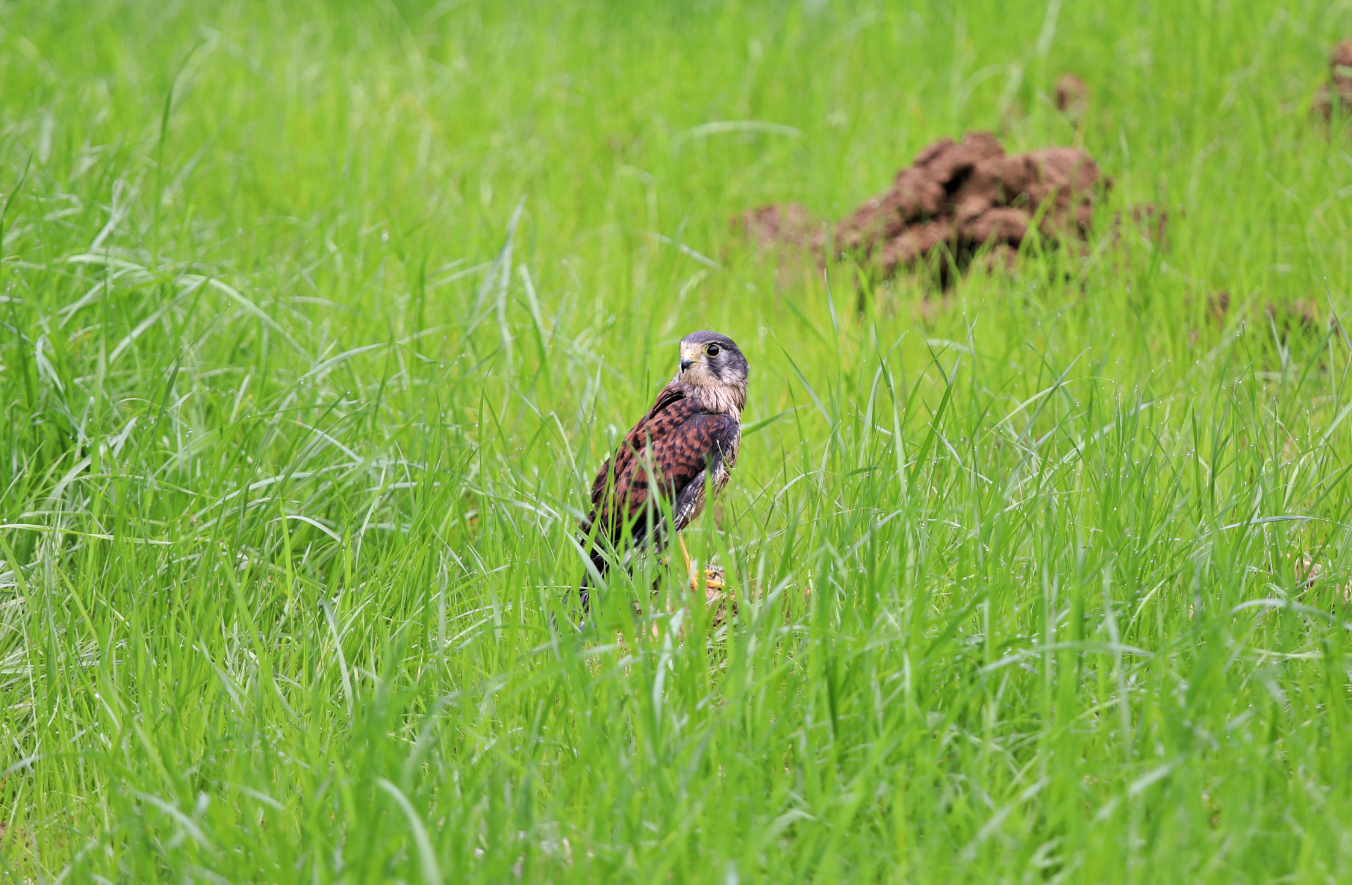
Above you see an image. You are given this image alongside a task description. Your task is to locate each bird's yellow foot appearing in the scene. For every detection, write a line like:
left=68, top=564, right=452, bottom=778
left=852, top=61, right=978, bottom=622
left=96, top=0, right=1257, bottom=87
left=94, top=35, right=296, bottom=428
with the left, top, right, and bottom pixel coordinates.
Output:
left=699, top=566, right=736, bottom=625
left=690, top=565, right=725, bottom=593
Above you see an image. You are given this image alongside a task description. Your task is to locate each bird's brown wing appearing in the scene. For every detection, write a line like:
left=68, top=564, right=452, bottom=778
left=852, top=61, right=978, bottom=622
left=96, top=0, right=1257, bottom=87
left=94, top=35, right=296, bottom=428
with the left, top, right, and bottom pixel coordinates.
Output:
left=588, top=384, right=685, bottom=512
left=586, top=385, right=738, bottom=543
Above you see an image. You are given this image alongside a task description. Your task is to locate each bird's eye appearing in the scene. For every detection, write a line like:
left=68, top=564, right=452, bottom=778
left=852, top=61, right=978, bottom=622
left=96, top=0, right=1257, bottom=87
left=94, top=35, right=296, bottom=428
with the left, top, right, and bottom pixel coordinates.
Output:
left=705, top=344, right=721, bottom=357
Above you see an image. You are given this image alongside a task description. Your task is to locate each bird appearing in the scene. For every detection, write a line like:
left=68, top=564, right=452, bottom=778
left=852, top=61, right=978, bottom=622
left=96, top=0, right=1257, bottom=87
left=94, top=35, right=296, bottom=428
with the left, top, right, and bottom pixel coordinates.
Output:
left=577, top=330, right=748, bottom=613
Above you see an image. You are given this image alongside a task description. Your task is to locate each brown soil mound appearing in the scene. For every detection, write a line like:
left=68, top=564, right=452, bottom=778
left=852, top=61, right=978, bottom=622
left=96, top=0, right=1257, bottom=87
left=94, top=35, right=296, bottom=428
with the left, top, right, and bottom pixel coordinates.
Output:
left=1266, top=299, right=1329, bottom=336
left=735, top=131, right=1107, bottom=283
left=736, top=203, right=823, bottom=251
left=1207, top=290, right=1231, bottom=325
left=1112, top=202, right=1170, bottom=246
left=1054, top=73, right=1090, bottom=117
left=1314, top=39, right=1352, bottom=120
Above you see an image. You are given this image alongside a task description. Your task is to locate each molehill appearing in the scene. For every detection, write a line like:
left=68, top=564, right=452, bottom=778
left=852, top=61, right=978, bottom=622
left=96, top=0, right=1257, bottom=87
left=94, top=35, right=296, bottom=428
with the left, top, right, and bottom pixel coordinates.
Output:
left=1313, top=39, right=1352, bottom=121
left=735, top=131, right=1108, bottom=284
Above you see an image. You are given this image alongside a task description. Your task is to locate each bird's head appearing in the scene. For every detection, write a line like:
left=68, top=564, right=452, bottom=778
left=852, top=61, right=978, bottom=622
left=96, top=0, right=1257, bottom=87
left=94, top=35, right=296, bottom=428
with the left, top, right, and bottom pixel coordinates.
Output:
left=675, top=331, right=749, bottom=403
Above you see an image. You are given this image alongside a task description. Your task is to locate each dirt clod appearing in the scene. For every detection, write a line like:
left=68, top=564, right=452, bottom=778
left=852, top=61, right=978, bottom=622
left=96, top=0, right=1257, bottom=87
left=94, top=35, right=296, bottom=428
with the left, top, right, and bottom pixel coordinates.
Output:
left=1265, top=299, right=1331, bottom=339
left=735, top=202, right=822, bottom=250
left=1130, top=203, right=1168, bottom=241
left=1054, top=73, right=1090, bottom=117
left=1207, top=290, right=1230, bottom=325
left=735, top=131, right=1108, bottom=284
left=1295, top=555, right=1352, bottom=606
left=1313, top=39, right=1352, bottom=121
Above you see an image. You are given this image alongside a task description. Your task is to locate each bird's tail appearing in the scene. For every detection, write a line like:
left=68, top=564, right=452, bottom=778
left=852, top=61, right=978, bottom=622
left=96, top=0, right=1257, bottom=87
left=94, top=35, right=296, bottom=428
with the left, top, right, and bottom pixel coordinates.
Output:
left=577, top=544, right=609, bottom=613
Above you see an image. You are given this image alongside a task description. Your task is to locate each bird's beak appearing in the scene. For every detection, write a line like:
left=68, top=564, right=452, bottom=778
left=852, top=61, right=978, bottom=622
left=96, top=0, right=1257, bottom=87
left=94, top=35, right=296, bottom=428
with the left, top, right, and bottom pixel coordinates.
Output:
left=679, top=346, right=702, bottom=372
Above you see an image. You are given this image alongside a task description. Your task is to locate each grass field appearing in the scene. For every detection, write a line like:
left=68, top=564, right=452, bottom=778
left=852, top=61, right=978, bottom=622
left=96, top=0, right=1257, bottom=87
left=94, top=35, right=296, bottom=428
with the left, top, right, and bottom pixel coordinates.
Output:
left=3, top=0, right=1352, bottom=881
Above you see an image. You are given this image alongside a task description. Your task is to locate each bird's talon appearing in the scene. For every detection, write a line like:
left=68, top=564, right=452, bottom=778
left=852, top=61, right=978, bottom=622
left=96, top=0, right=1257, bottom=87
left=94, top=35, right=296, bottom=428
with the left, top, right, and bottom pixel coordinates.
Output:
left=701, top=566, right=735, bottom=625
left=689, top=566, right=725, bottom=593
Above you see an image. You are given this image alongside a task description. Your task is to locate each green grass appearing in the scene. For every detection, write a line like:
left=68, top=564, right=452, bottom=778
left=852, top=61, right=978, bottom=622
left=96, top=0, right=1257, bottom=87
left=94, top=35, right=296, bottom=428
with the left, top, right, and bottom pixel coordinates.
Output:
left=3, top=0, right=1352, bottom=881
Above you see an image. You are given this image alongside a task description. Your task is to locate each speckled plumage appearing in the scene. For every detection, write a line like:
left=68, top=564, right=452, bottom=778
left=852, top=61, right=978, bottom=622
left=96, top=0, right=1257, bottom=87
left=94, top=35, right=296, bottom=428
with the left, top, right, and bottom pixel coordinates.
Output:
left=579, top=331, right=748, bottom=607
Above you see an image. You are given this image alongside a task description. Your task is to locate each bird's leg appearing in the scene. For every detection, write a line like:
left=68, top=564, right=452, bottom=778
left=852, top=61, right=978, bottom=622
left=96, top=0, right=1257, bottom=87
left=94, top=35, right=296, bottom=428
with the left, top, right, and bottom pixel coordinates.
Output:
left=677, top=533, right=726, bottom=593
left=676, top=533, right=695, bottom=586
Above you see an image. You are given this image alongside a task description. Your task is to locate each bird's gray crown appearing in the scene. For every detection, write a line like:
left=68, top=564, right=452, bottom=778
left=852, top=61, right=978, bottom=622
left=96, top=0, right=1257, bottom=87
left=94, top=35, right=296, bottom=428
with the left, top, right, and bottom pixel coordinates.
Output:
left=682, top=330, right=741, bottom=351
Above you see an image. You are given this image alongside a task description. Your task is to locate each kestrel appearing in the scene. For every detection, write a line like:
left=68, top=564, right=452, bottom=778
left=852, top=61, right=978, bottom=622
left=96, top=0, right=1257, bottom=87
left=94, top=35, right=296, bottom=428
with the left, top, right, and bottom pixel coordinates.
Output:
left=578, top=330, right=748, bottom=611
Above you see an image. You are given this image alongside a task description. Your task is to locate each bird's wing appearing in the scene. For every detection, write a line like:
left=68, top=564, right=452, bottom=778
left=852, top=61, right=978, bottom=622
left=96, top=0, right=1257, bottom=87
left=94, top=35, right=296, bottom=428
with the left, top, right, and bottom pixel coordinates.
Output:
left=587, top=388, right=738, bottom=539
left=588, top=384, right=686, bottom=511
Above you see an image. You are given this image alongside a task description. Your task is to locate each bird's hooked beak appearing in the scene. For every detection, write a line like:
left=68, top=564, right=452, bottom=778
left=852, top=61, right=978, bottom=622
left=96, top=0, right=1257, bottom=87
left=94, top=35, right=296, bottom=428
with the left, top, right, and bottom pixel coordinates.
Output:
left=679, top=345, right=703, bottom=372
